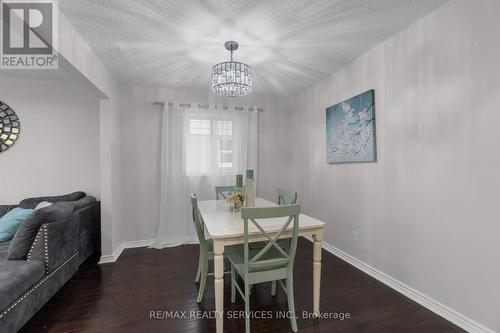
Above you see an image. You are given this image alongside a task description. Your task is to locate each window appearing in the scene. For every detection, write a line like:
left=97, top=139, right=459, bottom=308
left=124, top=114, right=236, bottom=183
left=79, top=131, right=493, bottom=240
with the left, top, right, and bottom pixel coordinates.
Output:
left=218, top=138, right=233, bottom=168
left=189, top=119, right=210, bottom=135
left=184, top=115, right=239, bottom=175
left=216, top=120, right=232, bottom=136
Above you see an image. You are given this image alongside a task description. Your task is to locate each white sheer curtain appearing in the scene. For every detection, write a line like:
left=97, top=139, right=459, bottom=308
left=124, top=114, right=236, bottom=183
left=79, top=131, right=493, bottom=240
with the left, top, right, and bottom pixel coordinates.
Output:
left=152, top=102, right=258, bottom=248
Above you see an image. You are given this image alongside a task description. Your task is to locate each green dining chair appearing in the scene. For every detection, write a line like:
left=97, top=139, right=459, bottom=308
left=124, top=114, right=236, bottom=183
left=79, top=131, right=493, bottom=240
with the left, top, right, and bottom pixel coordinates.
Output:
left=191, top=194, right=215, bottom=303
left=228, top=204, right=301, bottom=333
left=249, top=189, right=298, bottom=253
left=271, top=189, right=298, bottom=294
left=191, top=194, right=235, bottom=303
left=277, top=189, right=298, bottom=205
left=215, top=185, right=237, bottom=200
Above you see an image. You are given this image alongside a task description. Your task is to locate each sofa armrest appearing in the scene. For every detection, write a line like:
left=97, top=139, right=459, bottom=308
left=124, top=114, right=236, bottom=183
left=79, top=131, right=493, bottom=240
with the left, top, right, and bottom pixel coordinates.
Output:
left=75, top=202, right=101, bottom=263
left=75, top=201, right=100, bottom=237
left=0, top=205, right=18, bottom=218
left=27, top=215, right=78, bottom=273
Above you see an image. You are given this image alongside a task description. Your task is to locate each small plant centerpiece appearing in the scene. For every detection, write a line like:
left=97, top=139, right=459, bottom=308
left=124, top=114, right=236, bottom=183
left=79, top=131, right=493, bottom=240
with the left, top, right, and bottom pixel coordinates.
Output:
left=226, top=191, right=245, bottom=212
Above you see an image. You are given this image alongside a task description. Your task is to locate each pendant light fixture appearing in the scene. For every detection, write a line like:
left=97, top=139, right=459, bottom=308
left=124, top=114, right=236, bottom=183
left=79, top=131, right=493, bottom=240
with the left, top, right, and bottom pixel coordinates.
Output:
left=211, top=41, right=252, bottom=97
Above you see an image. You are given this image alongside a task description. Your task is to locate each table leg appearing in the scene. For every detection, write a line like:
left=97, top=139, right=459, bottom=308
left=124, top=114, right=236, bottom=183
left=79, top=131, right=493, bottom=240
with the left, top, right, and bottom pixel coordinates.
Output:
left=313, top=231, right=323, bottom=316
left=213, top=240, right=225, bottom=333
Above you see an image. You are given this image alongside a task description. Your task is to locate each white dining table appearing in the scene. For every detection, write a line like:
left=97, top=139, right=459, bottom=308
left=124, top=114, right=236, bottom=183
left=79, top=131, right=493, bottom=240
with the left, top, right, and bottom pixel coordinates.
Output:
left=197, top=198, right=325, bottom=333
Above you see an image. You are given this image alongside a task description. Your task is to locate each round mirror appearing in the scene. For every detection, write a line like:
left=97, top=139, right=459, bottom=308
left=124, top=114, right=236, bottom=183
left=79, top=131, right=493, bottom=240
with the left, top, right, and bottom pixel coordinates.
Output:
left=0, top=101, right=21, bottom=152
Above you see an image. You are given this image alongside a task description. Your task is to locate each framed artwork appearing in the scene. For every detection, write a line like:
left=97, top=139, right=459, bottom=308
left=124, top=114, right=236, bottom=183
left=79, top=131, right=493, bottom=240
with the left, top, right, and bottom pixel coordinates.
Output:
left=326, top=89, right=376, bottom=163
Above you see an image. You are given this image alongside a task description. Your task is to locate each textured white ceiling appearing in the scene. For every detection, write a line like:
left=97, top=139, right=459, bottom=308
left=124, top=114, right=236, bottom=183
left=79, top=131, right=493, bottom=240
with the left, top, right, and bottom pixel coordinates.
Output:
left=59, top=0, right=448, bottom=95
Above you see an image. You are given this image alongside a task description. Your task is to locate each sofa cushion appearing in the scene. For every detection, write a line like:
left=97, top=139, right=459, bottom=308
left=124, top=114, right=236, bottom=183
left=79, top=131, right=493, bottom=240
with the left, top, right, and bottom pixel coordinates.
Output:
left=0, top=208, right=34, bottom=242
left=0, top=240, right=10, bottom=261
left=0, top=205, right=18, bottom=219
left=68, top=196, right=96, bottom=212
left=18, top=191, right=86, bottom=209
left=7, top=203, right=73, bottom=260
left=0, top=260, right=45, bottom=312
left=34, top=201, right=53, bottom=210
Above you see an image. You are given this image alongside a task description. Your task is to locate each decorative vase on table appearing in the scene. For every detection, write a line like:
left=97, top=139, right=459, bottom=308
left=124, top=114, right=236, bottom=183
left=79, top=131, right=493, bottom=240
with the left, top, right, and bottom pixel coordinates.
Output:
left=227, top=191, right=245, bottom=212
left=232, top=202, right=242, bottom=212
left=245, top=169, right=255, bottom=207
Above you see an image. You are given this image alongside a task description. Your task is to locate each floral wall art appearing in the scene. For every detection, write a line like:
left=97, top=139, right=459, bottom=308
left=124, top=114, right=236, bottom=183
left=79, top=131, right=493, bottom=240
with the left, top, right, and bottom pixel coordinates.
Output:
left=326, top=89, right=376, bottom=163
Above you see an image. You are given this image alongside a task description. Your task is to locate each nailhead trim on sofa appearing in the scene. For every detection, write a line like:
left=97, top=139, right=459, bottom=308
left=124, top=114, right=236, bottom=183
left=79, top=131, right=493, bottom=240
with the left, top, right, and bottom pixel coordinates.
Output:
left=0, top=252, right=78, bottom=319
left=43, top=225, right=48, bottom=272
left=27, top=225, right=49, bottom=273
left=27, top=227, right=43, bottom=261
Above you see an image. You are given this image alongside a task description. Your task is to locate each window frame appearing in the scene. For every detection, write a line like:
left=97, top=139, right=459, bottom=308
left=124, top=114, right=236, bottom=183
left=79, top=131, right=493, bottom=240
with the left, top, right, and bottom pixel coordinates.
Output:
left=183, top=112, right=240, bottom=176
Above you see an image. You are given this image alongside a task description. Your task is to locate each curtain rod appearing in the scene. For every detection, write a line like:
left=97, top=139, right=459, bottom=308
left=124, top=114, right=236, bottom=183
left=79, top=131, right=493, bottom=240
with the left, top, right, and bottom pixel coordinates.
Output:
left=151, top=102, right=264, bottom=112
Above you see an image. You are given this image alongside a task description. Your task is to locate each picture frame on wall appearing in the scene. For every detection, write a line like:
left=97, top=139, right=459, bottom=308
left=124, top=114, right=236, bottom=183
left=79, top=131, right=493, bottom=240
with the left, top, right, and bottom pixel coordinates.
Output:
left=325, top=89, right=376, bottom=163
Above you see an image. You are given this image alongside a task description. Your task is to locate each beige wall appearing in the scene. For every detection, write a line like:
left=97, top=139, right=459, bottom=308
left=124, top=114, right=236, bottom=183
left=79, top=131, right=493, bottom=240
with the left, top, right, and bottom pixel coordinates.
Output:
left=0, top=77, right=100, bottom=203
left=288, top=0, right=500, bottom=331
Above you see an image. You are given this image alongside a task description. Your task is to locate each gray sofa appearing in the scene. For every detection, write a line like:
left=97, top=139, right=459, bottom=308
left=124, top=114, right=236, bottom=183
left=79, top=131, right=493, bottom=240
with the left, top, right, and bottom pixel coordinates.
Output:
left=0, top=192, right=100, bottom=333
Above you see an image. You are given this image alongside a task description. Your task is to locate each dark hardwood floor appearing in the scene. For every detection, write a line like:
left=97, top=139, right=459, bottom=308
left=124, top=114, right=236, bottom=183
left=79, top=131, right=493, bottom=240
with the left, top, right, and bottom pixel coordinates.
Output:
left=21, top=238, right=465, bottom=332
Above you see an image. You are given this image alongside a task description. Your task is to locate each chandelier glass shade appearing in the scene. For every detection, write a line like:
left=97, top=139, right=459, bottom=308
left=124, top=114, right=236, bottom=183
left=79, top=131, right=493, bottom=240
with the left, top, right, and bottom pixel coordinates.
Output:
left=211, top=41, right=252, bottom=97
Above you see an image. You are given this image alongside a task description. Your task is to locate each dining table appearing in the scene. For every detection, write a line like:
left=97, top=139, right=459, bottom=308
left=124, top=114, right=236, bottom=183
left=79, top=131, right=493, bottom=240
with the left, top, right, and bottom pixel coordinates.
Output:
left=197, top=197, right=325, bottom=333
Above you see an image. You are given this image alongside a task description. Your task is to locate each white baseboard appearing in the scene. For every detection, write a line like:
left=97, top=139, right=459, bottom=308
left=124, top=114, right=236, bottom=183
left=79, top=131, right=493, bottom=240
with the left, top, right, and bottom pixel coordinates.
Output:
left=98, top=239, right=156, bottom=264
left=303, top=236, right=494, bottom=333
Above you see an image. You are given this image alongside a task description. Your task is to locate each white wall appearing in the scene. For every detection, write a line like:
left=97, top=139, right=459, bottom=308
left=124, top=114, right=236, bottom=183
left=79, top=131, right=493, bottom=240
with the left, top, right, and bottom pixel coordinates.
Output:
left=3, top=1, right=497, bottom=330
left=57, top=11, right=114, bottom=98
left=111, top=86, right=291, bottom=248
left=98, top=81, right=126, bottom=257
left=289, top=0, right=500, bottom=331
left=0, top=77, right=100, bottom=203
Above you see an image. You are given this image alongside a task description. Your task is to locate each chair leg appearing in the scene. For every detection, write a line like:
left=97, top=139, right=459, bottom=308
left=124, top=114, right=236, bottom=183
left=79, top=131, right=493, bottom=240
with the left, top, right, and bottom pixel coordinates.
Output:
left=196, top=252, right=208, bottom=303
left=271, top=280, right=277, bottom=296
left=231, top=264, right=236, bottom=303
left=287, top=275, right=298, bottom=332
left=194, top=250, right=202, bottom=283
left=245, top=280, right=251, bottom=333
